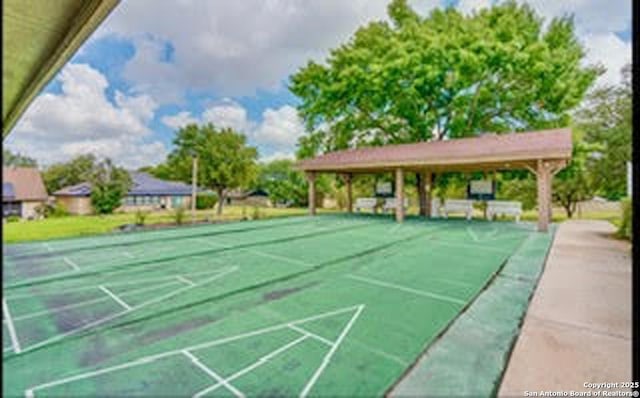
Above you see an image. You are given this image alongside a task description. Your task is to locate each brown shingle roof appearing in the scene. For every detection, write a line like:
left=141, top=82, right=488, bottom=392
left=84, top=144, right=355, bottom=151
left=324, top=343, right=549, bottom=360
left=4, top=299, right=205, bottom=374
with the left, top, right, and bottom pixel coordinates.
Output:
left=2, top=167, right=48, bottom=201
left=297, top=128, right=572, bottom=172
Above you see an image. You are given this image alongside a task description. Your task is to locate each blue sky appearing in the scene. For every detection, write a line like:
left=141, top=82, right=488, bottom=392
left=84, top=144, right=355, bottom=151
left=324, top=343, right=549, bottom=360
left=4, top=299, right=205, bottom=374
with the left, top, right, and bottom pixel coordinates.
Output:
left=5, top=0, right=631, bottom=169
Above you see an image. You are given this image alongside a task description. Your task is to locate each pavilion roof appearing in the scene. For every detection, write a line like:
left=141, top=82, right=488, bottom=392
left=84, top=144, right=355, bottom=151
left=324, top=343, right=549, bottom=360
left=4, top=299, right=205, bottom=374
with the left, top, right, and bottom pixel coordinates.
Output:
left=297, top=128, right=572, bottom=173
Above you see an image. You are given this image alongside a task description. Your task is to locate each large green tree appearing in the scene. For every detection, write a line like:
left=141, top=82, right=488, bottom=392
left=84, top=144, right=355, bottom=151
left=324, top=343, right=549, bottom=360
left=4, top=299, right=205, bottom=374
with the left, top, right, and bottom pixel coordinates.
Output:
left=291, top=0, right=599, bottom=155
left=42, top=154, right=97, bottom=193
left=164, top=123, right=258, bottom=215
left=3, top=149, right=37, bottom=167
left=575, top=64, right=631, bottom=200
left=254, top=159, right=316, bottom=207
left=89, top=158, right=132, bottom=215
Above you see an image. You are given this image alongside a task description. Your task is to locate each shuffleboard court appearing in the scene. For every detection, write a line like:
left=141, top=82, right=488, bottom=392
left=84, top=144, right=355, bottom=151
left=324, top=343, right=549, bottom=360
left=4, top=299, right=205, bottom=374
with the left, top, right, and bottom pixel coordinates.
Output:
left=3, top=214, right=551, bottom=397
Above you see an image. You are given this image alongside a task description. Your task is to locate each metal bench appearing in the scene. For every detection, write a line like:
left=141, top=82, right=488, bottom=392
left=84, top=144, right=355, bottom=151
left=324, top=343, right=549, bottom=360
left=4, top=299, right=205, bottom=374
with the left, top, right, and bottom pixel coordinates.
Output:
left=382, top=198, right=408, bottom=213
left=443, top=199, right=474, bottom=220
left=487, top=200, right=522, bottom=222
left=430, top=198, right=441, bottom=218
left=354, top=198, right=378, bottom=213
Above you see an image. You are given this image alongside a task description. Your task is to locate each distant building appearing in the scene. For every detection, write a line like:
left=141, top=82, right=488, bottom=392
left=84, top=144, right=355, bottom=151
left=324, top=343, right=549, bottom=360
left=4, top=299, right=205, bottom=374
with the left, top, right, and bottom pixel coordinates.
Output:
left=2, top=167, right=49, bottom=219
left=225, top=188, right=271, bottom=207
left=54, top=172, right=195, bottom=215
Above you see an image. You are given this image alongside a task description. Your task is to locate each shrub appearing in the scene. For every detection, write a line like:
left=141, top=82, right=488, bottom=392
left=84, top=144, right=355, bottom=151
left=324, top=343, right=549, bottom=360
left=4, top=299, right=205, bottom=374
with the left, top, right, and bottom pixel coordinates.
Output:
left=134, top=210, right=149, bottom=226
left=174, top=207, right=186, bottom=225
left=252, top=206, right=261, bottom=220
left=34, top=203, right=70, bottom=218
left=6, top=215, right=20, bottom=223
left=617, top=197, right=632, bottom=240
left=241, top=206, right=248, bottom=220
left=196, top=194, right=218, bottom=210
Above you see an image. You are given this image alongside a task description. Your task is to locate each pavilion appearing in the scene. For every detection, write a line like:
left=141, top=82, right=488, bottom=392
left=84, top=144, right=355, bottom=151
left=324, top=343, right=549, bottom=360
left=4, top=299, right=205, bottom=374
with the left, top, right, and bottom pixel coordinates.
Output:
left=296, top=128, right=572, bottom=232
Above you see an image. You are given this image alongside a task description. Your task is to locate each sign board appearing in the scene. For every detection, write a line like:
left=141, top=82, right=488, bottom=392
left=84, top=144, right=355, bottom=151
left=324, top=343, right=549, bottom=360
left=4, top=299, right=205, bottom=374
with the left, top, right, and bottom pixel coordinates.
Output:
left=467, top=180, right=495, bottom=201
left=375, top=181, right=394, bottom=197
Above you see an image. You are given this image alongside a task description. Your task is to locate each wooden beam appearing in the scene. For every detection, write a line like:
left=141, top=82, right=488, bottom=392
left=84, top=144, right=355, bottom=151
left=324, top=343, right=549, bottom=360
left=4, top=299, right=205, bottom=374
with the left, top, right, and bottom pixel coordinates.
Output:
left=307, top=171, right=316, bottom=216
left=343, top=173, right=353, bottom=213
left=536, top=160, right=551, bottom=232
left=395, top=168, right=405, bottom=223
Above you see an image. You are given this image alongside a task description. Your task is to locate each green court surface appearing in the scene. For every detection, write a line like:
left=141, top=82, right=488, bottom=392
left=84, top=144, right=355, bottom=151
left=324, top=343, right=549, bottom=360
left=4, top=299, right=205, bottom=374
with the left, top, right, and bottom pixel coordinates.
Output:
left=3, top=214, right=550, bottom=397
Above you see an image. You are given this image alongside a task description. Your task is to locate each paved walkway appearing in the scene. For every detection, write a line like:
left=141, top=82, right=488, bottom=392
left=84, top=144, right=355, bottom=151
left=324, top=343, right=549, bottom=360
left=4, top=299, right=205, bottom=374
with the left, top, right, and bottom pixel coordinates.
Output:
left=499, top=220, right=632, bottom=396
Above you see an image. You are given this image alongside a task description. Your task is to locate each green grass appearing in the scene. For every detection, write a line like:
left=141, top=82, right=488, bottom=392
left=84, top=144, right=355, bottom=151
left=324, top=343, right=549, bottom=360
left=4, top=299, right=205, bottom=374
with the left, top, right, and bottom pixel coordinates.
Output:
left=2, top=206, right=335, bottom=243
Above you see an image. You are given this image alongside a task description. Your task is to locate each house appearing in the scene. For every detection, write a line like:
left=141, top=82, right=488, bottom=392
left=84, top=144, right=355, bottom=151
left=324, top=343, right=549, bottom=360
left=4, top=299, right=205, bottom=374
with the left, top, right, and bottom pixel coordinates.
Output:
left=54, top=172, right=195, bottom=215
left=225, top=188, right=271, bottom=207
left=2, top=167, right=49, bottom=219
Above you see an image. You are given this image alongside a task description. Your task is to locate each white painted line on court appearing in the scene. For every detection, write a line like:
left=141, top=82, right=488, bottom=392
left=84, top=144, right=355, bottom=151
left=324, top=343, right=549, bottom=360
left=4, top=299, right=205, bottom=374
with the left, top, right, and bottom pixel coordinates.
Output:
left=99, top=286, right=131, bottom=311
left=182, top=350, right=245, bottom=398
left=300, top=304, right=365, bottom=397
left=466, top=227, right=479, bottom=242
left=288, top=324, right=333, bottom=346
left=22, top=267, right=239, bottom=353
left=13, top=280, right=181, bottom=322
left=43, top=243, right=52, bottom=253
left=346, top=275, right=465, bottom=305
left=2, top=299, right=21, bottom=353
left=248, top=250, right=312, bottom=267
left=25, top=304, right=360, bottom=395
left=176, top=275, right=196, bottom=287
left=63, top=257, right=80, bottom=271
left=122, top=251, right=135, bottom=259
left=193, top=335, right=309, bottom=398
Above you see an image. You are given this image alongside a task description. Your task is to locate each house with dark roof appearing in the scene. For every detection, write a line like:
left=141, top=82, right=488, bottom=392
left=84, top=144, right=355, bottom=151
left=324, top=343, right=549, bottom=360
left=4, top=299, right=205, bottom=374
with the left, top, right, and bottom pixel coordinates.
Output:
left=3, top=167, right=49, bottom=219
left=54, top=172, right=195, bottom=215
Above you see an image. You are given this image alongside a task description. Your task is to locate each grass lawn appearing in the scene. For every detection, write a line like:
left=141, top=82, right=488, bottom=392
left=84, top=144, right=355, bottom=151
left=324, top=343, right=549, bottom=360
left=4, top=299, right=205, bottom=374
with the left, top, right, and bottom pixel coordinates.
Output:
left=2, top=206, right=336, bottom=243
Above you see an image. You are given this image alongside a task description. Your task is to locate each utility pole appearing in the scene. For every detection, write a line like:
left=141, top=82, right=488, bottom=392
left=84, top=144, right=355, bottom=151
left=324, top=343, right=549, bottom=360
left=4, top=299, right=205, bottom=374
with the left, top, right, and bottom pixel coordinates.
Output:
left=191, top=155, right=198, bottom=223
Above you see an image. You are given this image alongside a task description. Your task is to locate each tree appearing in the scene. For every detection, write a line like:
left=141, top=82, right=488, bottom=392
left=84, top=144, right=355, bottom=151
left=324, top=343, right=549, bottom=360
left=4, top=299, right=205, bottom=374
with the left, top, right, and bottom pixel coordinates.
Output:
left=575, top=64, right=631, bottom=200
left=552, top=135, right=601, bottom=218
left=291, top=0, right=599, bottom=157
left=255, top=159, right=309, bottom=207
left=89, top=159, right=132, bottom=215
left=3, top=149, right=37, bottom=167
left=165, top=123, right=258, bottom=215
left=42, top=154, right=97, bottom=193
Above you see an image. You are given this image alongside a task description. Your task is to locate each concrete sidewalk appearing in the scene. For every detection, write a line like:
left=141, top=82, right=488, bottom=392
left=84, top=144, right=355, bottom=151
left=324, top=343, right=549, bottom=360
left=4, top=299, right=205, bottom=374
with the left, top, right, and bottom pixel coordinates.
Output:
left=499, top=220, right=632, bottom=396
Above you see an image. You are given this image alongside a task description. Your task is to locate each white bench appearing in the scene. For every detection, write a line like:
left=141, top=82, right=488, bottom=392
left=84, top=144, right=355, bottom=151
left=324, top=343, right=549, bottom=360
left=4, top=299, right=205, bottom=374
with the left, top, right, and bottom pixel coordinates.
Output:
left=443, top=199, right=474, bottom=220
left=382, top=198, right=408, bottom=213
left=354, top=198, right=378, bottom=213
left=430, top=198, right=441, bottom=218
left=487, top=200, right=522, bottom=222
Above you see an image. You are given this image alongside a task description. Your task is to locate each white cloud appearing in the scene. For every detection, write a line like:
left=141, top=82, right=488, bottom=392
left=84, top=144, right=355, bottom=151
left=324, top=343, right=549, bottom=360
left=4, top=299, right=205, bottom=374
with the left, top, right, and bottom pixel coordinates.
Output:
left=160, top=111, right=199, bottom=130
left=253, top=105, right=304, bottom=148
left=202, top=100, right=253, bottom=133
left=582, top=32, right=631, bottom=86
left=5, top=63, right=167, bottom=169
left=161, top=102, right=304, bottom=159
left=96, top=0, right=439, bottom=103
left=457, top=0, right=491, bottom=15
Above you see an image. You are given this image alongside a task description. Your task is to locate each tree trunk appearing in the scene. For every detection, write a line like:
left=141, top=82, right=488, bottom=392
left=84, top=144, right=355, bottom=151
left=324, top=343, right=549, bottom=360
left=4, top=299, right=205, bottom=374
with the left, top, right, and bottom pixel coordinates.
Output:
left=216, top=188, right=225, bottom=216
left=416, top=173, right=426, bottom=216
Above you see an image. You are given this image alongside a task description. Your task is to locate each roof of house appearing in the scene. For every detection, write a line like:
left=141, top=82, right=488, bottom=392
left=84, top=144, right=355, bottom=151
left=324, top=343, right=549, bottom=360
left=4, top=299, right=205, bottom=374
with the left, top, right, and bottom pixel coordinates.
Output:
left=54, top=172, right=195, bottom=197
left=226, top=188, right=269, bottom=199
left=2, top=167, right=49, bottom=202
left=297, top=128, right=572, bottom=173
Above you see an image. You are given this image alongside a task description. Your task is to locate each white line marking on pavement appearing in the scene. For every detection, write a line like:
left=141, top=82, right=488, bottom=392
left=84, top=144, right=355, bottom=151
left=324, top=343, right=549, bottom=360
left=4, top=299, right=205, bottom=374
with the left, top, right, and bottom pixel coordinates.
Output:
left=176, top=275, right=196, bottom=287
left=347, top=275, right=465, bottom=305
left=288, top=324, right=333, bottom=346
left=193, top=335, right=309, bottom=398
left=22, top=267, right=238, bottom=353
left=182, top=350, right=245, bottom=398
left=63, top=257, right=80, bottom=271
left=99, top=286, right=131, bottom=311
left=300, top=304, right=365, bottom=397
left=2, top=299, right=21, bottom=353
